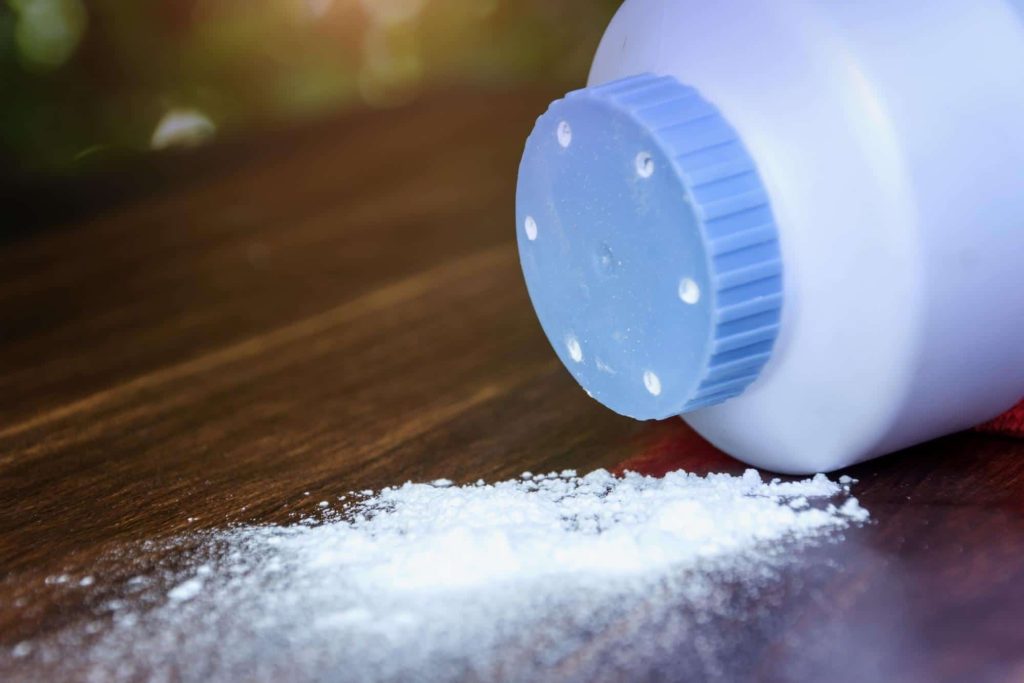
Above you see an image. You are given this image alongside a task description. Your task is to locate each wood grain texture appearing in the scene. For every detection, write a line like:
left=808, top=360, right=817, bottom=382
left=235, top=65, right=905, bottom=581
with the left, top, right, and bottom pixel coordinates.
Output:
left=1, top=87, right=1023, bottom=683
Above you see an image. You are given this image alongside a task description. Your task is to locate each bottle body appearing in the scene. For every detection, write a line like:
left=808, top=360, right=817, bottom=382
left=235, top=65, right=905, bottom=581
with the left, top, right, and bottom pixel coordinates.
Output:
left=584, top=0, right=1024, bottom=472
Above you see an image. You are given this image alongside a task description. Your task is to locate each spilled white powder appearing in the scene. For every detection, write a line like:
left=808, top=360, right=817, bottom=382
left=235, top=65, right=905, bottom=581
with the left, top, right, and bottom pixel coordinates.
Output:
left=5, top=468, right=868, bottom=683
left=165, top=577, right=204, bottom=603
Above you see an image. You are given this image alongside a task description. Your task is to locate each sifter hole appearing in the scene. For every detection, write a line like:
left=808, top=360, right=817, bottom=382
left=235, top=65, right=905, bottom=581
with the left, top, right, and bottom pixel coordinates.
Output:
left=635, top=151, right=654, bottom=178
left=557, top=121, right=572, bottom=148
left=566, top=335, right=583, bottom=363
left=524, top=215, right=538, bottom=241
left=678, top=278, right=701, bottom=304
left=643, top=370, right=662, bottom=396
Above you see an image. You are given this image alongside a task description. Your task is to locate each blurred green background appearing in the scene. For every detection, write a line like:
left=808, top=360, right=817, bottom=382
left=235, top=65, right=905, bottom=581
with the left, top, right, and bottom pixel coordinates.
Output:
left=1, top=0, right=620, bottom=175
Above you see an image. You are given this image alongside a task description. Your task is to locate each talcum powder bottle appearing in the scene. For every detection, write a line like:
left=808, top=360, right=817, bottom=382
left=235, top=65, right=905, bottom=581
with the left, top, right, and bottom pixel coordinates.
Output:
left=515, top=0, right=1024, bottom=473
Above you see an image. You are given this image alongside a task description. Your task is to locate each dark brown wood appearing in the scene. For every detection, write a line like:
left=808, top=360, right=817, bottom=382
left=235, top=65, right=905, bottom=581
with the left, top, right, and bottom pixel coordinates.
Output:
left=1, top=87, right=1023, bottom=683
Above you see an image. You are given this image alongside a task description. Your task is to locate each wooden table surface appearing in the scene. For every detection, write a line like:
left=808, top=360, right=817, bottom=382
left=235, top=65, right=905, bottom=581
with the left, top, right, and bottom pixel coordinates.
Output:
left=1, top=87, right=1023, bottom=683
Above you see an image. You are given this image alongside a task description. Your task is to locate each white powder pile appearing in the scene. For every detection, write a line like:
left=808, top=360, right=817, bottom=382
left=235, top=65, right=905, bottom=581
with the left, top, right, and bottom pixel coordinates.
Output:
left=6, top=468, right=868, bottom=683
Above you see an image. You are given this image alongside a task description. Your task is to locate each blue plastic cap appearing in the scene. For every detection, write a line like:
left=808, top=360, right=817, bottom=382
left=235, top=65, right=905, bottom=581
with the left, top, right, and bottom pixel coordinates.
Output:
left=516, top=74, right=783, bottom=420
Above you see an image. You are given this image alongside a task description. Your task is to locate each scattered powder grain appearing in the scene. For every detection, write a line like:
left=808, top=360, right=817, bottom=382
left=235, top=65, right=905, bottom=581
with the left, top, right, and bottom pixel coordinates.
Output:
left=3, top=468, right=868, bottom=683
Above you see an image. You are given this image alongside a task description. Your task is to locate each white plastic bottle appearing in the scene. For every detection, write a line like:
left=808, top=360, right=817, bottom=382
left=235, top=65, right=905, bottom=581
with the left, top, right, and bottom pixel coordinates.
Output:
left=516, top=0, right=1024, bottom=473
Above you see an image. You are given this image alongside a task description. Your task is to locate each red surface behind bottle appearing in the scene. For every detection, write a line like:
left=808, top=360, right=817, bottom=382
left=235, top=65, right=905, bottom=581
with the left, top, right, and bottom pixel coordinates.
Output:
left=977, top=399, right=1024, bottom=437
